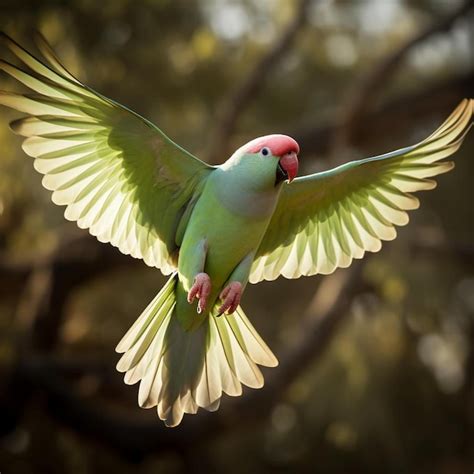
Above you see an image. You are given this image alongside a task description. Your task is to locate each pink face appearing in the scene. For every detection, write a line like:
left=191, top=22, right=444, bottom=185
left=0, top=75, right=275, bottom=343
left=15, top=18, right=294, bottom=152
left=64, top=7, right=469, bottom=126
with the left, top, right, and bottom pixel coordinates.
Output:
left=243, top=134, right=299, bottom=183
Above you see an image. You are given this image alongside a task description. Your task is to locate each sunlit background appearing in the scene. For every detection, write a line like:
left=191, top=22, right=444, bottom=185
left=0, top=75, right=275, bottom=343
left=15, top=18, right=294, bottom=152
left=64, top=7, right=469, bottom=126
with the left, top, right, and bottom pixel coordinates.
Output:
left=0, top=0, right=473, bottom=473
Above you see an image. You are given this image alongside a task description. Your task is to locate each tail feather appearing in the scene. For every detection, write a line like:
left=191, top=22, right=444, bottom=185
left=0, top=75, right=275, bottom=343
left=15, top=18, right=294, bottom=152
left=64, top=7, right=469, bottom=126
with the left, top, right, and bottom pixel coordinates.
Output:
left=230, top=309, right=278, bottom=367
left=124, top=312, right=171, bottom=386
left=209, top=316, right=242, bottom=397
left=214, top=315, right=264, bottom=389
left=116, top=273, right=278, bottom=427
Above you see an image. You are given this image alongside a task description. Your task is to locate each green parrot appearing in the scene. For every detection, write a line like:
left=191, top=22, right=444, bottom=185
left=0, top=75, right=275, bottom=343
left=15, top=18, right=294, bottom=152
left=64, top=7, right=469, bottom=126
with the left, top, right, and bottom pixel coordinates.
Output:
left=0, top=34, right=472, bottom=427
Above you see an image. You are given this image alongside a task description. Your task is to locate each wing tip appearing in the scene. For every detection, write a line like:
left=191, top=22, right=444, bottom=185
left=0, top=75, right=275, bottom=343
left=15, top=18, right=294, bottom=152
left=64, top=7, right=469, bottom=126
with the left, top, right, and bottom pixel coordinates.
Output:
left=266, top=355, right=279, bottom=368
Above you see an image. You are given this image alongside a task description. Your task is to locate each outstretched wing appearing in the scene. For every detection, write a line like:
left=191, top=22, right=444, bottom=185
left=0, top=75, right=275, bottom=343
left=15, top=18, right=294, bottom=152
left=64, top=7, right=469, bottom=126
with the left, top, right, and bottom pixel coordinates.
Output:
left=250, top=99, right=473, bottom=283
left=0, top=33, right=214, bottom=274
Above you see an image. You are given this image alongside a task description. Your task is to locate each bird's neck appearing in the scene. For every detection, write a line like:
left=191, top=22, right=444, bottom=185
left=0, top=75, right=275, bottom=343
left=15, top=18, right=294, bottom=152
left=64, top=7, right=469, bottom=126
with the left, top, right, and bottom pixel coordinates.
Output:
left=211, top=166, right=281, bottom=219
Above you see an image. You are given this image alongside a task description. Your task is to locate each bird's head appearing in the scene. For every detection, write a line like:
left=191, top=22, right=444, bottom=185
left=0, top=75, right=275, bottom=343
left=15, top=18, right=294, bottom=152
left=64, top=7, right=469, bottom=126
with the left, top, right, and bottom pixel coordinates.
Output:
left=226, top=134, right=299, bottom=189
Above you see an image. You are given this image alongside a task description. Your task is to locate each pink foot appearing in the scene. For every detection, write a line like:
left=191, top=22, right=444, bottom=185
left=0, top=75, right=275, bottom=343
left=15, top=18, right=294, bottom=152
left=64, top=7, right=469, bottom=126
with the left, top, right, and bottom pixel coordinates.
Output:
left=217, top=282, right=242, bottom=316
left=187, top=272, right=211, bottom=314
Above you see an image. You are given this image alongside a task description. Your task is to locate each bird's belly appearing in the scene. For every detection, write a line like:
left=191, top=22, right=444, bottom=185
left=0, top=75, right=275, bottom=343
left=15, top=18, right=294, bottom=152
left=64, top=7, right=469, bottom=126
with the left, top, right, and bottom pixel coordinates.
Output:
left=178, top=189, right=270, bottom=293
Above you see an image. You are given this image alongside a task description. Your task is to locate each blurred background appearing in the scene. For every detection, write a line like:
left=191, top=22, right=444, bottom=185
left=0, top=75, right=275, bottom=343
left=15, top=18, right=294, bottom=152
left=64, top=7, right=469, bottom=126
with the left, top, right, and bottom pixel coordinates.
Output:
left=0, top=0, right=473, bottom=472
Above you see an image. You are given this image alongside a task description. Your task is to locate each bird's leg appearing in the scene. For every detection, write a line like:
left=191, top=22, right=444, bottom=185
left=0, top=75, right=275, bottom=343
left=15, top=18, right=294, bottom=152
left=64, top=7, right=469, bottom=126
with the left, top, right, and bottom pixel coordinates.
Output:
left=217, top=282, right=242, bottom=316
left=185, top=239, right=210, bottom=314
left=217, top=252, right=254, bottom=316
left=188, top=272, right=211, bottom=314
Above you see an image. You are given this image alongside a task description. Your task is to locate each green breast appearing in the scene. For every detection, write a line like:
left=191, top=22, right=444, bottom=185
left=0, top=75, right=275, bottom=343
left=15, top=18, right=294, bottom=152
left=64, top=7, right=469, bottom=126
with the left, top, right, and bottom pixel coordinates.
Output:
left=176, top=169, right=279, bottom=328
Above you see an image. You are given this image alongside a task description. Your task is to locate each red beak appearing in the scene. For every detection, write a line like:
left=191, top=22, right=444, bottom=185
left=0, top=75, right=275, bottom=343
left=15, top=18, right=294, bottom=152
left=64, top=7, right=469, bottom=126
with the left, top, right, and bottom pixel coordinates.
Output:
left=279, top=151, right=299, bottom=183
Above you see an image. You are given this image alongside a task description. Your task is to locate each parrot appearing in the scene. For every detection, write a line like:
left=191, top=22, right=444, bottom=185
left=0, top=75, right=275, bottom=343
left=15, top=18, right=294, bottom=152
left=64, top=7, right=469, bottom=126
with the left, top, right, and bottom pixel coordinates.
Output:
left=0, top=33, right=472, bottom=427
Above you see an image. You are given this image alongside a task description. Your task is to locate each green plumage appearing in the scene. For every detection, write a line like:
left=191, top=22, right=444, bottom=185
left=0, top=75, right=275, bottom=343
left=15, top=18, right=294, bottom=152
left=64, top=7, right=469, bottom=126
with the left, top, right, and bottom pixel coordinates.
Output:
left=0, top=33, right=472, bottom=426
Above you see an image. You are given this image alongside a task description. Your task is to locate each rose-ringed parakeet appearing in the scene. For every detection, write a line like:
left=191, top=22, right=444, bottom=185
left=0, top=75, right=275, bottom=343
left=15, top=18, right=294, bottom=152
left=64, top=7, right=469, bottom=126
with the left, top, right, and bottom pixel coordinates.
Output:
left=0, top=34, right=472, bottom=427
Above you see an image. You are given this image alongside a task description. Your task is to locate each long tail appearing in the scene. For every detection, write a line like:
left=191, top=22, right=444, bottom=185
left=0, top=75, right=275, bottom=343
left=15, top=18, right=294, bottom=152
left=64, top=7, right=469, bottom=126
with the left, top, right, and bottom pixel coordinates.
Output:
left=115, top=273, right=278, bottom=427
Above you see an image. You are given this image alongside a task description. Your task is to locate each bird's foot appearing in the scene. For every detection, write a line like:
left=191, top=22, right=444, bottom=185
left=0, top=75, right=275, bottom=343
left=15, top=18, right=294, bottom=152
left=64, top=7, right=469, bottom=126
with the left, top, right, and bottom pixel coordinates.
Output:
left=217, top=282, right=242, bottom=316
left=187, top=272, right=211, bottom=314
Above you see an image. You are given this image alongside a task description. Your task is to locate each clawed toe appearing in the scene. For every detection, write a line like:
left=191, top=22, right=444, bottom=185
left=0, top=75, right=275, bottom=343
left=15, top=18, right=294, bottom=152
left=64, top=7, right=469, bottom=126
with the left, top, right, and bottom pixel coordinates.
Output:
left=217, top=282, right=242, bottom=316
left=188, top=272, right=211, bottom=314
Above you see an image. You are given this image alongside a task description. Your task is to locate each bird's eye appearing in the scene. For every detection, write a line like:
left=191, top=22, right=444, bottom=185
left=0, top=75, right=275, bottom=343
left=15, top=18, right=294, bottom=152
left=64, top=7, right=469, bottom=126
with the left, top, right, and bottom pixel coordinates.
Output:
left=260, top=147, right=271, bottom=157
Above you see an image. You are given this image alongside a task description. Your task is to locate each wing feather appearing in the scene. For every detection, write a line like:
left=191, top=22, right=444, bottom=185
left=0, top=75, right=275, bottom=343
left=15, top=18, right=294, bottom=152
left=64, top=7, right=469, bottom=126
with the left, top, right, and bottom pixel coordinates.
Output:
left=0, top=34, right=214, bottom=273
left=250, top=99, right=473, bottom=283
